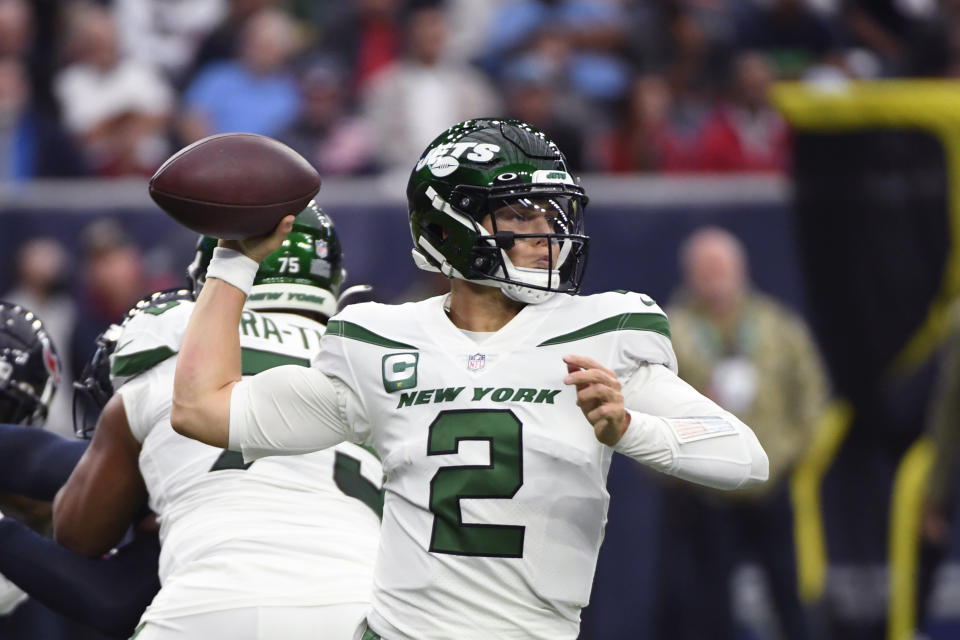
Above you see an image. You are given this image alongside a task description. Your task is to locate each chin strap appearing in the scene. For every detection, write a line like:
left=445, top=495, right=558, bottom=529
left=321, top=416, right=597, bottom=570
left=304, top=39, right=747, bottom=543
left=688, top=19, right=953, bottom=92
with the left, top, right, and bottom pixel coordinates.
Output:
left=411, top=247, right=557, bottom=304
left=501, top=282, right=557, bottom=304
left=496, top=249, right=559, bottom=304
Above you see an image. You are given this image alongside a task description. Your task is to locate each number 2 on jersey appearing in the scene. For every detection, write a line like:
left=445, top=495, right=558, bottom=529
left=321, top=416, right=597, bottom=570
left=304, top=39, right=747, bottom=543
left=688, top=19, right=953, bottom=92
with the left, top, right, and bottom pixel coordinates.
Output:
left=427, top=409, right=524, bottom=558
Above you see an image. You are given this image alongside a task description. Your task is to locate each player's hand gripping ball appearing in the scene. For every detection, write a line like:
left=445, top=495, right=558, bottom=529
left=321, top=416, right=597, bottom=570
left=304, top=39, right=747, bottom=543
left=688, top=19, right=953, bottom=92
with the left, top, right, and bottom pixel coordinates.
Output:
left=149, top=133, right=320, bottom=240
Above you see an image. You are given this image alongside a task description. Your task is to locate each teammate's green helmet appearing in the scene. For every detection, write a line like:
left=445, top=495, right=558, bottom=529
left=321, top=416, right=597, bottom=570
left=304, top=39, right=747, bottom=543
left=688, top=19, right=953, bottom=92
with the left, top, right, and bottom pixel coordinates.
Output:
left=248, top=201, right=344, bottom=318
left=186, top=201, right=345, bottom=319
left=407, top=118, right=589, bottom=304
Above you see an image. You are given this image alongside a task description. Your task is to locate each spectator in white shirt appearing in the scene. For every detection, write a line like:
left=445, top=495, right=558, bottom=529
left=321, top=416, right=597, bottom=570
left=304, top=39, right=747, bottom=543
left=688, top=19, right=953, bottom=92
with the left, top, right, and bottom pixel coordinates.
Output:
left=53, top=3, right=173, bottom=176
left=113, top=0, right=227, bottom=84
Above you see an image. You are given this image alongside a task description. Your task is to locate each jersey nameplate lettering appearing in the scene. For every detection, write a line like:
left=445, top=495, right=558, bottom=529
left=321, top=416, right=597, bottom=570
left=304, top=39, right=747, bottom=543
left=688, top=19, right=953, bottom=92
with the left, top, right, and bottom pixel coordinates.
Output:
left=396, top=386, right=561, bottom=409
left=239, top=310, right=323, bottom=350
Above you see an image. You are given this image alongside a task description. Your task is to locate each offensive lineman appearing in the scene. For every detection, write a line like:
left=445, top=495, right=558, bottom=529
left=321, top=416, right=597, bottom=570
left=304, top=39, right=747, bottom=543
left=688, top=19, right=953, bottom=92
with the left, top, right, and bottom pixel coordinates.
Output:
left=172, top=119, right=769, bottom=639
left=54, top=204, right=383, bottom=639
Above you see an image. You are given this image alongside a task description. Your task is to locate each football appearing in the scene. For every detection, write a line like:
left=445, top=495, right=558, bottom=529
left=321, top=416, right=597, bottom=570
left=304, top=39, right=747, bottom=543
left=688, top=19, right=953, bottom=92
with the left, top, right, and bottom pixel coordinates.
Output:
left=149, top=133, right=321, bottom=240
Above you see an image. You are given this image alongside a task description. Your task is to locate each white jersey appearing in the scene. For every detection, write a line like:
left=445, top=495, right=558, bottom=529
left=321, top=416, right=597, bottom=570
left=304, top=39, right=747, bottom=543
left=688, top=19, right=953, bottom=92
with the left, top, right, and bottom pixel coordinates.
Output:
left=111, top=298, right=382, bottom=622
left=318, top=292, right=674, bottom=639
left=229, top=290, right=766, bottom=639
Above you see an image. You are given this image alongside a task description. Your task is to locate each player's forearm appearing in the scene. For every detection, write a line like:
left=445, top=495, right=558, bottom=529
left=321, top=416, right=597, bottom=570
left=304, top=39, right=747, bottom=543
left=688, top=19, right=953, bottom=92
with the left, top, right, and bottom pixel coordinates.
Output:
left=0, top=424, right=87, bottom=500
left=0, top=517, right=159, bottom=637
left=615, top=411, right=768, bottom=490
left=172, top=270, right=247, bottom=448
left=617, top=364, right=769, bottom=489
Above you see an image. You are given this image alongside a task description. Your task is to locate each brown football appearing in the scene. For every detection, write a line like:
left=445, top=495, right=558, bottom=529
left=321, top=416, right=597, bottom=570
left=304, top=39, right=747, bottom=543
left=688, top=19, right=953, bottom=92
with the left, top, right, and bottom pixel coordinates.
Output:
left=149, top=133, right=321, bottom=240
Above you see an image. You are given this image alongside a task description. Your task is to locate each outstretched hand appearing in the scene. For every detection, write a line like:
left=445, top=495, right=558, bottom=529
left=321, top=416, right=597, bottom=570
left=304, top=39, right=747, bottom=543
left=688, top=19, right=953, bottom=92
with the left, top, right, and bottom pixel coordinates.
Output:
left=219, top=214, right=296, bottom=263
left=563, top=354, right=630, bottom=447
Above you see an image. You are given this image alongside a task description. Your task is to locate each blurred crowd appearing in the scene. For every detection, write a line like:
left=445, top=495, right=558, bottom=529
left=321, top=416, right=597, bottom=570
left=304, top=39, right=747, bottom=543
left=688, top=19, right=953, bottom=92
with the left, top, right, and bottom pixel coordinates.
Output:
left=2, top=220, right=178, bottom=437
left=4, top=0, right=960, bottom=181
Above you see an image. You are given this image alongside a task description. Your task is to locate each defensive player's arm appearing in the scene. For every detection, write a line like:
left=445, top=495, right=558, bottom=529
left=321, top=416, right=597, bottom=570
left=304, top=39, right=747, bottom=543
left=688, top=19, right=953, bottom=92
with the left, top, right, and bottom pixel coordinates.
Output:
left=171, top=218, right=353, bottom=456
left=0, top=423, right=87, bottom=500
left=0, top=513, right=159, bottom=637
left=53, top=395, right=148, bottom=556
left=564, top=355, right=767, bottom=490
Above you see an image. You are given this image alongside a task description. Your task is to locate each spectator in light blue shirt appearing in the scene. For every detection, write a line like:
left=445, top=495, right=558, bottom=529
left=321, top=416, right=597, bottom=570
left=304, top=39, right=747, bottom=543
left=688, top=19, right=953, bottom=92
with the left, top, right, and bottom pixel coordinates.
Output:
left=0, top=56, right=86, bottom=181
left=480, top=0, right=630, bottom=102
left=179, top=7, right=300, bottom=142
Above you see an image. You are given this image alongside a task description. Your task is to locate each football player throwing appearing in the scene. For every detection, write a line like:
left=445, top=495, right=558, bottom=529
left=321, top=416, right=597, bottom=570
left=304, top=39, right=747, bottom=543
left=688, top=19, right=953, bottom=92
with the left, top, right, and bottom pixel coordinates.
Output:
left=172, top=120, right=769, bottom=640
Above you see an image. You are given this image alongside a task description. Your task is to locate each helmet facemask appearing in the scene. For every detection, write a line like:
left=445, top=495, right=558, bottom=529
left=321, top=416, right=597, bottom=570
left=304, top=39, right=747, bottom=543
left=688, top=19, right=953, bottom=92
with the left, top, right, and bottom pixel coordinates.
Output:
left=483, top=189, right=588, bottom=303
left=72, top=323, right=122, bottom=438
left=0, top=377, right=48, bottom=426
left=414, top=183, right=589, bottom=304
left=186, top=236, right=218, bottom=298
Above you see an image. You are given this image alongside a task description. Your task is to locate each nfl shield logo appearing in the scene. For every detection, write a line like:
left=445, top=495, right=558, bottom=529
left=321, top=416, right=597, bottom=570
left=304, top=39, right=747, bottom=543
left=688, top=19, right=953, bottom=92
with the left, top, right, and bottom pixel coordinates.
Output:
left=467, top=353, right=486, bottom=371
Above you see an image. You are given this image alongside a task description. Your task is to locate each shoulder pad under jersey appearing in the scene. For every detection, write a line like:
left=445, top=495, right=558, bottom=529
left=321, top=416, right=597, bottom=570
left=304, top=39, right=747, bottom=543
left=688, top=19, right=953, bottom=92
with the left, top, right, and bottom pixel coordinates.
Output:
left=110, top=289, right=195, bottom=388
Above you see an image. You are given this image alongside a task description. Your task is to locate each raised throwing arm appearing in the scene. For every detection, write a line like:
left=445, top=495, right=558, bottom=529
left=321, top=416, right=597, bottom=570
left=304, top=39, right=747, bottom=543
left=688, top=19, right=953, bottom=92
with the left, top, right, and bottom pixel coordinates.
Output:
left=170, top=218, right=294, bottom=447
left=171, top=216, right=355, bottom=459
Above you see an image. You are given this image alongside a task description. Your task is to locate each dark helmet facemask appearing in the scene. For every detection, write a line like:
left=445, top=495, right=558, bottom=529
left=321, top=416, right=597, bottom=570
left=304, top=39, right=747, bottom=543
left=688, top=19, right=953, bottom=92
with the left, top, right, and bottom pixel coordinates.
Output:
left=471, top=192, right=587, bottom=303
left=72, top=322, right=123, bottom=438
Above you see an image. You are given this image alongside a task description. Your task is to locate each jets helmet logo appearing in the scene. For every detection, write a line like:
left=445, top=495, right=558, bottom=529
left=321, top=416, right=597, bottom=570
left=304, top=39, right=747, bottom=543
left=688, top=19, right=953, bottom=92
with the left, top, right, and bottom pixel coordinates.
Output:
left=415, top=142, right=501, bottom=173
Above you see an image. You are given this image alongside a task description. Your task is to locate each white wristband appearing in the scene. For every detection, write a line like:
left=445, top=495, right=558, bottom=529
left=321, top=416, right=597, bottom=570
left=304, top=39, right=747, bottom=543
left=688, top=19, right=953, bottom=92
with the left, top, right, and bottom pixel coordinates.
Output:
left=206, top=247, right=259, bottom=295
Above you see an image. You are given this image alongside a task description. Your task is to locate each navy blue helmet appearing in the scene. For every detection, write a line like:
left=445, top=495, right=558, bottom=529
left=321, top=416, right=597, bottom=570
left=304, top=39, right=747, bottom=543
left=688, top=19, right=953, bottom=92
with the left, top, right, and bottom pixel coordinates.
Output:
left=0, top=302, right=61, bottom=426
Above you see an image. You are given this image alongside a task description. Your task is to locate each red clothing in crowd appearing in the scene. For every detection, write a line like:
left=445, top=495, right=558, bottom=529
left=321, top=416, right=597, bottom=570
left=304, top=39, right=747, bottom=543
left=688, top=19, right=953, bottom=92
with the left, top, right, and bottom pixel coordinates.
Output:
left=699, top=105, right=790, bottom=173
left=355, top=18, right=400, bottom=89
left=604, top=125, right=702, bottom=173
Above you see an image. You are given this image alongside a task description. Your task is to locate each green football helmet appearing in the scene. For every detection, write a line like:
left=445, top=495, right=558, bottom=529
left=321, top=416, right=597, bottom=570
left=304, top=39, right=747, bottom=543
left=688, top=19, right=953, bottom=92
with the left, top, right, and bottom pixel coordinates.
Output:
left=186, top=200, right=345, bottom=319
left=407, top=118, right=589, bottom=304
